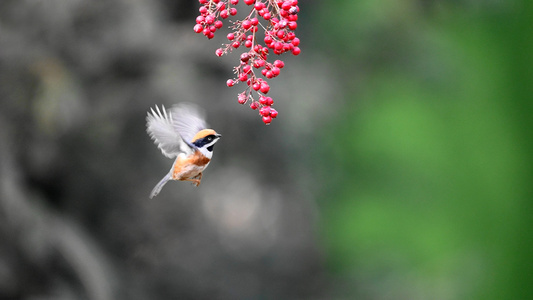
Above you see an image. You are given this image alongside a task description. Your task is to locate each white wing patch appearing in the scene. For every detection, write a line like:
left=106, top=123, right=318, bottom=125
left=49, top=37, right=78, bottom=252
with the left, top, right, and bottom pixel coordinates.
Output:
left=170, top=103, right=208, bottom=143
left=146, top=105, right=194, bottom=158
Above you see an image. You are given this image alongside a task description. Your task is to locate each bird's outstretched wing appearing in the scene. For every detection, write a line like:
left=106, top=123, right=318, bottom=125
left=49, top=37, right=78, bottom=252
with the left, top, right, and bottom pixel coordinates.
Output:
left=146, top=105, right=194, bottom=158
left=169, top=103, right=208, bottom=143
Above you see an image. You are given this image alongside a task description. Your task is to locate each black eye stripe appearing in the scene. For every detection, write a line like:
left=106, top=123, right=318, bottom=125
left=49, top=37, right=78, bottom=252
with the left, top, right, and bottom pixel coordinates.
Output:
left=192, top=135, right=218, bottom=148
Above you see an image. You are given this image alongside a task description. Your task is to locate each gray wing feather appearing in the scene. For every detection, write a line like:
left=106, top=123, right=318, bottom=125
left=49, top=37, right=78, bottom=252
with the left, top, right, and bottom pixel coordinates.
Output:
left=146, top=105, right=194, bottom=158
left=169, top=103, right=208, bottom=143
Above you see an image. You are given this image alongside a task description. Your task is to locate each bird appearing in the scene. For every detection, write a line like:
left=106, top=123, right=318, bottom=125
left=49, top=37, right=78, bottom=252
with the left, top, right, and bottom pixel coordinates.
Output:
left=146, top=103, right=222, bottom=198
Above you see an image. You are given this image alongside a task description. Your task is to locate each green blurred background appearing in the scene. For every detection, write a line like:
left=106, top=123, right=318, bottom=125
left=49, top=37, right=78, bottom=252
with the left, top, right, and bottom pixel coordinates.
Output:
left=313, top=0, right=533, bottom=299
left=0, top=0, right=532, bottom=299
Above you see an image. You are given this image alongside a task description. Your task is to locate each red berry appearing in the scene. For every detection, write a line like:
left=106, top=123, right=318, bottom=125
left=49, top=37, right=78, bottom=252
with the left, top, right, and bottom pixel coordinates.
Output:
left=260, top=106, right=271, bottom=116
left=291, top=37, right=300, bottom=46
left=265, top=70, right=273, bottom=78
left=240, top=53, right=250, bottom=62
left=243, top=64, right=252, bottom=74
left=231, top=0, right=239, bottom=4
left=282, top=1, right=292, bottom=10
left=250, top=18, right=259, bottom=26
left=229, top=7, right=237, bottom=15
left=266, top=97, right=274, bottom=106
left=239, top=73, right=248, bottom=81
left=193, top=24, right=203, bottom=33
left=196, top=16, right=205, bottom=24
left=250, top=102, right=259, bottom=110
left=252, top=82, right=261, bottom=91
left=220, top=9, right=229, bottom=19
left=244, top=0, right=255, bottom=5
left=227, top=33, right=235, bottom=40
left=262, top=115, right=272, bottom=124
left=242, top=20, right=252, bottom=29
left=244, top=40, right=252, bottom=48
left=270, top=108, right=278, bottom=118
left=288, top=21, right=297, bottom=30
left=253, top=59, right=265, bottom=68
left=254, top=2, right=264, bottom=10
left=260, top=83, right=270, bottom=93
left=286, top=32, right=295, bottom=41
left=263, top=12, right=271, bottom=20
left=232, top=41, right=240, bottom=48
left=205, top=15, right=215, bottom=24
left=199, top=6, right=208, bottom=14
left=264, top=35, right=273, bottom=45
left=238, top=93, right=247, bottom=104
left=292, top=46, right=301, bottom=55
left=215, top=20, right=223, bottom=29
left=274, top=60, right=284, bottom=68
left=215, top=48, right=224, bottom=56
left=227, top=79, right=235, bottom=87
left=271, top=67, right=280, bottom=76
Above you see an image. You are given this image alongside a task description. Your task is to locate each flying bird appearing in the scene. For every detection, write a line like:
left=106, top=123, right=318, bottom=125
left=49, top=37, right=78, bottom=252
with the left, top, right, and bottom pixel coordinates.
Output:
left=146, top=103, right=221, bottom=198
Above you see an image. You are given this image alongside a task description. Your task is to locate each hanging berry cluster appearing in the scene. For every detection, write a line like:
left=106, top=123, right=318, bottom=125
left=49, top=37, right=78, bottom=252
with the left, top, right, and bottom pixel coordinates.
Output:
left=193, top=0, right=300, bottom=125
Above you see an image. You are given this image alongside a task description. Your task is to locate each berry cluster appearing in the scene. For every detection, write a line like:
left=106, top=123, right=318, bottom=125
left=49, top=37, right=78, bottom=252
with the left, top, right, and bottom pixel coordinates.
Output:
left=193, top=0, right=300, bottom=124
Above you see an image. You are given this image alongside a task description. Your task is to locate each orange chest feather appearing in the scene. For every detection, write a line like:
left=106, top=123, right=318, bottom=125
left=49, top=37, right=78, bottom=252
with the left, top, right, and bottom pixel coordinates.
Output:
left=172, top=151, right=210, bottom=180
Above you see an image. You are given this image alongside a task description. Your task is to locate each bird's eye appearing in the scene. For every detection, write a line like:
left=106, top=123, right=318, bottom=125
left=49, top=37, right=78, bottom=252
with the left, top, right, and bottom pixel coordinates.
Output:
left=207, top=136, right=213, bottom=141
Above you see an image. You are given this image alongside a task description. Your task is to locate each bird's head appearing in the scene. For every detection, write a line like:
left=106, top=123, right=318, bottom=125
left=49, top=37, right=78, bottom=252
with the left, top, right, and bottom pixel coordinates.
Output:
left=191, top=129, right=222, bottom=157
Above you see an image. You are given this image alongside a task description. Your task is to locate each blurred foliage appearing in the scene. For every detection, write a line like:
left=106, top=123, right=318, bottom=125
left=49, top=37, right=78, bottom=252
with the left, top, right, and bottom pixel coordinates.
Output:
left=313, top=0, right=533, bottom=299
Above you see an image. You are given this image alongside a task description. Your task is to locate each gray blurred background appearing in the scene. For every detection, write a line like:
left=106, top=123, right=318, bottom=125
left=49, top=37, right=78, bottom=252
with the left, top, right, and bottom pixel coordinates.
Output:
left=1, top=0, right=533, bottom=300
left=0, top=0, right=329, bottom=299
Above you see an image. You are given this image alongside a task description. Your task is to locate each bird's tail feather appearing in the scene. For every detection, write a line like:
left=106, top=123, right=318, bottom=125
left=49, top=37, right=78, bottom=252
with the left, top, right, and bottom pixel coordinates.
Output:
left=150, top=173, right=171, bottom=198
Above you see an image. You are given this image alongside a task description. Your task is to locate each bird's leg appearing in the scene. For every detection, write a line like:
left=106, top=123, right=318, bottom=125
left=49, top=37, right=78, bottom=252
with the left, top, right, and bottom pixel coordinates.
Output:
left=192, top=173, right=203, bottom=187
left=182, top=178, right=201, bottom=186
left=183, top=173, right=202, bottom=187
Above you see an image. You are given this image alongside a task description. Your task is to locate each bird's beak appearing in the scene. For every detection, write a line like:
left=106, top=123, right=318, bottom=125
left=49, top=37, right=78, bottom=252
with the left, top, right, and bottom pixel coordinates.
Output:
left=216, top=133, right=222, bottom=138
